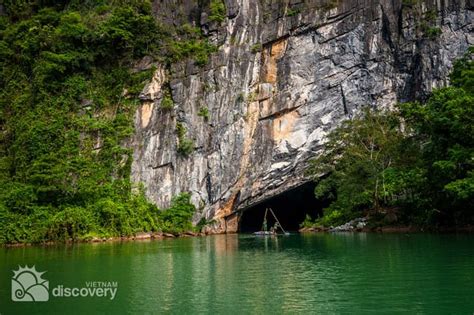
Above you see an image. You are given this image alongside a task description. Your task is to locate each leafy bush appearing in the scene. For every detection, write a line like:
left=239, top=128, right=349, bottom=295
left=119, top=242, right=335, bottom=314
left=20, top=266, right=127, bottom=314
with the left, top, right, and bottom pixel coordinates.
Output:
left=169, top=39, right=217, bottom=66
left=425, top=27, right=442, bottom=39
left=286, top=8, right=300, bottom=17
left=317, top=209, right=345, bottom=227
left=161, top=95, right=174, bottom=110
left=159, top=193, right=196, bottom=233
left=48, top=206, right=94, bottom=241
left=250, top=43, right=262, bottom=54
left=198, top=107, right=210, bottom=120
left=209, top=0, right=226, bottom=23
left=177, top=138, right=195, bottom=156
left=176, top=122, right=194, bottom=156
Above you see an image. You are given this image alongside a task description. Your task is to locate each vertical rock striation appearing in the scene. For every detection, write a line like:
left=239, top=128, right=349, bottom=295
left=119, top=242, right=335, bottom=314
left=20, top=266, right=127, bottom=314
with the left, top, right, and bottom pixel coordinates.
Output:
left=131, top=0, right=473, bottom=232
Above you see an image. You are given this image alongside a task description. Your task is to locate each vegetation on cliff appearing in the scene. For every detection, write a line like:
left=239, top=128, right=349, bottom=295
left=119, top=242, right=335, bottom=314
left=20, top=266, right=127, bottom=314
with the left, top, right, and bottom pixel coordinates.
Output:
left=0, top=1, right=211, bottom=244
left=307, top=49, right=474, bottom=228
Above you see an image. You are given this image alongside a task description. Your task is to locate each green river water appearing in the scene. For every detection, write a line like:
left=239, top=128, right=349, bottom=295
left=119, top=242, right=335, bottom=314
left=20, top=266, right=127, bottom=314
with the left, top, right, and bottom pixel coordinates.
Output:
left=1, top=233, right=473, bottom=314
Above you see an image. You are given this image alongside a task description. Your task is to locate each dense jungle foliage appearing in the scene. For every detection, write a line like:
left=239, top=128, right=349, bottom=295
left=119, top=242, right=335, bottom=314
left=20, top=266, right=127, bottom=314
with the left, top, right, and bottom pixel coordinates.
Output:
left=0, top=0, right=217, bottom=244
left=307, top=48, right=474, bottom=228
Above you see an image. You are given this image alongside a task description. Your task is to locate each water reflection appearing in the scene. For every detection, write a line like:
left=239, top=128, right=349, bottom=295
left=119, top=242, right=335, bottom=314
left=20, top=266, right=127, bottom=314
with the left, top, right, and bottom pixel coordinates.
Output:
left=1, top=233, right=474, bottom=314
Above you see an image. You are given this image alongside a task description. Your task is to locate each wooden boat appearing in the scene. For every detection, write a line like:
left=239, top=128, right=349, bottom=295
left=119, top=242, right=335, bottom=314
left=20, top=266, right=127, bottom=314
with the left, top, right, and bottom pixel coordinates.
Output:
left=253, top=231, right=276, bottom=236
left=253, top=208, right=289, bottom=236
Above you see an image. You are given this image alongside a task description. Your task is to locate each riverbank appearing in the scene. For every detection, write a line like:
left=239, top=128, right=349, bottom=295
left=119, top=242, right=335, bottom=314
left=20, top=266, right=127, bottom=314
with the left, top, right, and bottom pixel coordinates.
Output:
left=2, top=231, right=211, bottom=248
left=5, top=224, right=474, bottom=248
left=299, top=215, right=474, bottom=234
left=299, top=225, right=474, bottom=234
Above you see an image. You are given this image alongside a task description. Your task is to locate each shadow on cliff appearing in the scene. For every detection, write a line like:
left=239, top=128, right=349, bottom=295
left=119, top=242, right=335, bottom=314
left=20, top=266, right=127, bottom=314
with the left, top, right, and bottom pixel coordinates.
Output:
left=239, top=182, right=326, bottom=232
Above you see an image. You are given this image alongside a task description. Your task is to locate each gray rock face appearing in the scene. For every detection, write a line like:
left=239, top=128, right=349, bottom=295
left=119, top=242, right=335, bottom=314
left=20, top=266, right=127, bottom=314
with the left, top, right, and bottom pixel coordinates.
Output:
left=131, top=0, right=473, bottom=232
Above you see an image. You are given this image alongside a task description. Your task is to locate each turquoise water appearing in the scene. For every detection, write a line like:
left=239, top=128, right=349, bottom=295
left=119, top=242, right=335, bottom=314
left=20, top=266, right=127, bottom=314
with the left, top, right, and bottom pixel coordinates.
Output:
left=1, top=233, right=473, bottom=314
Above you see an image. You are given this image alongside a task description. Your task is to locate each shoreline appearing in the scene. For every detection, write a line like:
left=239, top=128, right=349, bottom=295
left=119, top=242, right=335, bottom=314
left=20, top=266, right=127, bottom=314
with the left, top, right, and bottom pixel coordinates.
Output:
left=3, top=226, right=474, bottom=248
left=299, top=225, right=474, bottom=234
left=2, top=231, right=210, bottom=248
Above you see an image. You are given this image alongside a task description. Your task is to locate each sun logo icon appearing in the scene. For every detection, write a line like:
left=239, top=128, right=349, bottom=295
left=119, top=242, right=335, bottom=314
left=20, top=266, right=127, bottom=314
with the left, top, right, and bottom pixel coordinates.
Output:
left=11, top=265, right=49, bottom=302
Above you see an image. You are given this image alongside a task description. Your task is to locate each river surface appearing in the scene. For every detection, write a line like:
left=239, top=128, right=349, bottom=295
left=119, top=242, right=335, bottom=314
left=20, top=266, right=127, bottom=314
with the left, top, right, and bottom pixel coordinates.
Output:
left=1, top=233, right=473, bottom=314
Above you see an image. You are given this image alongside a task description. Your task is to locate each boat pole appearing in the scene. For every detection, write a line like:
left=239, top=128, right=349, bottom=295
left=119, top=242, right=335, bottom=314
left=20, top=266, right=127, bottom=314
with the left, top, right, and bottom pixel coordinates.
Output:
left=269, top=208, right=288, bottom=234
left=262, top=208, right=268, bottom=231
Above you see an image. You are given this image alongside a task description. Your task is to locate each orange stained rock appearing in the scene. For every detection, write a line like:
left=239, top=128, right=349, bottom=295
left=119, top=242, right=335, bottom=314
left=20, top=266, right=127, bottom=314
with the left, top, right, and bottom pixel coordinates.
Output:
left=262, top=38, right=288, bottom=83
left=140, top=102, right=154, bottom=128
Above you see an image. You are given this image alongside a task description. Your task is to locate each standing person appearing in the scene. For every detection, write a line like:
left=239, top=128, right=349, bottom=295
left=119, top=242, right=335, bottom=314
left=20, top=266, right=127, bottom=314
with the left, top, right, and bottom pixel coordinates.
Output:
left=273, top=222, right=279, bottom=233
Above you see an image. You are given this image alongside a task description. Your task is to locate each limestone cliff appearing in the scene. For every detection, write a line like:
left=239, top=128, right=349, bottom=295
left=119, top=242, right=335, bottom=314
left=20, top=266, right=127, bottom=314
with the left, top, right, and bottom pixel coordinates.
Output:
left=131, top=0, right=473, bottom=232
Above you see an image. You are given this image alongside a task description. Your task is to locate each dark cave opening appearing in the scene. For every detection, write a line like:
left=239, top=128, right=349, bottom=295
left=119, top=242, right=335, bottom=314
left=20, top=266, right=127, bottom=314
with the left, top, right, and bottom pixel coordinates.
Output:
left=239, top=181, right=326, bottom=232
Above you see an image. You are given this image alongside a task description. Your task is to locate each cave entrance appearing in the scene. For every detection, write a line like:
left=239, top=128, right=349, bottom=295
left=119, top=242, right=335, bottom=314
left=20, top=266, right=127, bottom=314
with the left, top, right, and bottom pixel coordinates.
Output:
left=238, top=181, right=323, bottom=232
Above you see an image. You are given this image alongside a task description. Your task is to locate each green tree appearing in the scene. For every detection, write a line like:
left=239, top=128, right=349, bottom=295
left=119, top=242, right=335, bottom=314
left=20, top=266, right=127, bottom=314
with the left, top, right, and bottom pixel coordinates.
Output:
left=309, top=49, right=474, bottom=227
left=159, top=193, right=196, bottom=233
left=309, top=108, right=420, bottom=225
left=399, top=50, right=474, bottom=224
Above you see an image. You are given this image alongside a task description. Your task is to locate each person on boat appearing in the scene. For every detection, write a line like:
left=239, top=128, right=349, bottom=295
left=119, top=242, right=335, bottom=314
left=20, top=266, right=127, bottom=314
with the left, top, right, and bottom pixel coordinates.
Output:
left=273, top=222, right=279, bottom=232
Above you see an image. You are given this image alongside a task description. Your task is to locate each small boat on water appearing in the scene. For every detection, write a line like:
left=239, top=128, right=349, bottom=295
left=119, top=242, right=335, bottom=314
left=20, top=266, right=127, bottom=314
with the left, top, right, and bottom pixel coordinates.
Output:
left=254, top=231, right=276, bottom=236
left=253, top=208, right=290, bottom=236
